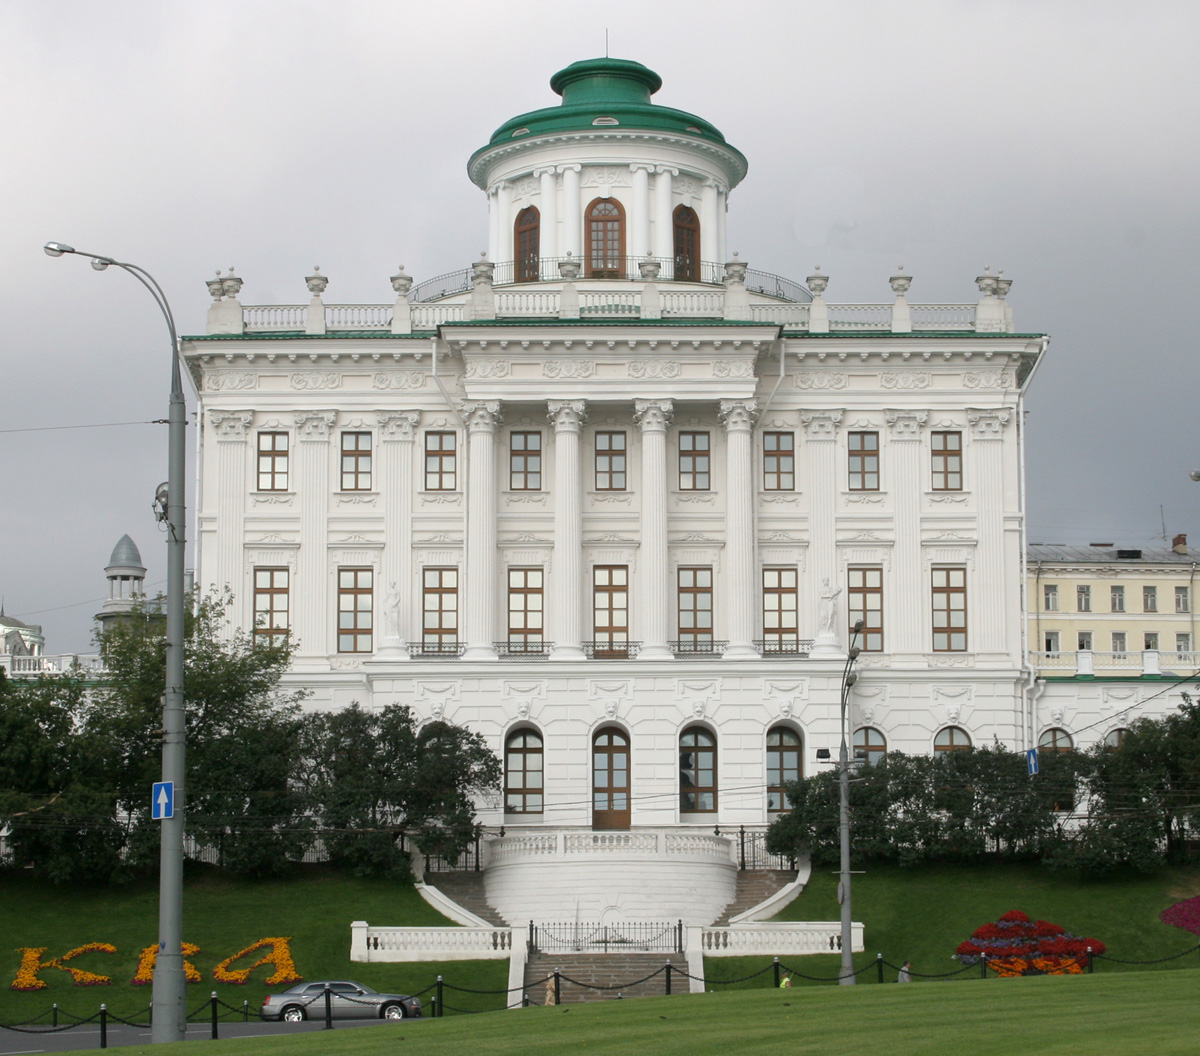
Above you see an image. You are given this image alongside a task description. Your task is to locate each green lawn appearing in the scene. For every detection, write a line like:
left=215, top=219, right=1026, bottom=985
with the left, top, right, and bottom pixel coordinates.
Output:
left=93, top=972, right=1200, bottom=1056
left=0, top=866, right=509, bottom=1024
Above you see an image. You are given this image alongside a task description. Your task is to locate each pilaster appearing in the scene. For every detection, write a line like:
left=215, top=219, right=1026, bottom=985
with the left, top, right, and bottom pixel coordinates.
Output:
left=885, top=409, right=928, bottom=654
left=462, top=401, right=502, bottom=660
left=968, top=409, right=1012, bottom=656
left=719, top=399, right=759, bottom=658
left=635, top=399, right=674, bottom=660
left=549, top=400, right=587, bottom=660
left=293, top=411, right=335, bottom=659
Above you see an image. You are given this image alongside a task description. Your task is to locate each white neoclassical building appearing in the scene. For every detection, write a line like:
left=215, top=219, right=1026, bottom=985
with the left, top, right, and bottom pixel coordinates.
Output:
left=183, top=58, right=1046, bottom=927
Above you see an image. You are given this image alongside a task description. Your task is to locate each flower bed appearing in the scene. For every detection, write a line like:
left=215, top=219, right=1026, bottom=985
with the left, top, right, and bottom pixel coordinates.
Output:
left=1161, top=896, right=1200, bottom=936
left=955, top=910, right=1104, bottom=976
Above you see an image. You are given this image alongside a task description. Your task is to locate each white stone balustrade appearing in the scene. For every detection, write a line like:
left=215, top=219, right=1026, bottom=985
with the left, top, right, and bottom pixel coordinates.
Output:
left=1028, top=650, right=1193, bottom=676
left=1, top=653, right=106, bottom=676
left=350, top=922, right=515, bottom=962
left=700, top=922, right=864, bottom=956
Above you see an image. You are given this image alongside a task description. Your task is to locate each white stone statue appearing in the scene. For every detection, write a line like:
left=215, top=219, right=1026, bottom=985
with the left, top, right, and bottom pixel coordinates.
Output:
left=818, top=578, right=842, bottom=637
left=383, top=582, right=402, bottom=640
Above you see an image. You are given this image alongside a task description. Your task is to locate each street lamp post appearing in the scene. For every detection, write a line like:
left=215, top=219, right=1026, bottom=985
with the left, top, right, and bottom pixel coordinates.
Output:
left=44, top=242, right=188, bottom=1043
left=837, top=619, right=864, bottom=985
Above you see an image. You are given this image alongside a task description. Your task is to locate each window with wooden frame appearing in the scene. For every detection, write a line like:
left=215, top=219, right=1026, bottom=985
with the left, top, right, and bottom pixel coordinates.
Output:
left=257, top=432, right=289, bottom=491
left=425, top=432, right=457, bottom=491
left=678, top=431, right=710, bottom=490
left=931, top=567, right=967, bottom=652
left=585, top=198, right=625, bottom=278
left=847, top=567, right=883, bottom=652
left=673, top=204, right=700, bottom=281
left=505, top=729, right=543, bottom=814
left=679, top=727, right=716, bottom=812
left=1143, top=585, right=1158, bottom=612
left=422, top=567, right=458, bottom=652
left=507, top=568, right=544, bottom=652
left=1104, top=727, right=1128, bottom=748
left=510, top=431, right=542, bottom=491
left=515, top=206, right=540, bottom=283
left=595, top=431, right=627, bottom=491
left=763, top=432, right=794, bottom=491
left=677, top=567, right=713, bottom=650
left=1176, top=585, right=1190, bottom=613
left=337, top=568, right=373, bottom=653
left=931, top=431, right=962, bottom=491
left=340, top=432, right=371, bottom=491
left=762, top=567, right=798, bottom=650
left=848, top=431, right=879, bottom=491
left=1039, top=728, right=1074, bottom=754
left=1043, top=584, right=1059, bottom=611
left=853, top=727, right=887, bottom=766
left=592, top=565, right=628, bottom=656
left=253, top=567, right=289, bottom=645
left=934, top=726, right=972, bottom=752
left=766, top=727, right=801, bottom=812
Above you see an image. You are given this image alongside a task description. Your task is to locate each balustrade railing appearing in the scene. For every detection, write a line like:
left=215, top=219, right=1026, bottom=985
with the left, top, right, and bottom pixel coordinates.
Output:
left=494, top=641, right=554, bottom=660
left=828, top=304, right=891, bottom=329
left=325, top=304, right=392, bottom=329
left=755, top=638, right=814, bottom=658
left=669, top=639, right=728, bottom=659
left=661, top=290, right=724, bottom=316
left=581, top=640, right=642, bottom=660
left=910, top=304, right=976, bottom=329
left=1028, top=649, right=1199, bottom=676
left=1, top=653, right=106, bottom=677
left=701, top=923, right=862, bottom=955
left=408, top=641, right=467, bottom=660
left=244, top=305, right=306, bottom=331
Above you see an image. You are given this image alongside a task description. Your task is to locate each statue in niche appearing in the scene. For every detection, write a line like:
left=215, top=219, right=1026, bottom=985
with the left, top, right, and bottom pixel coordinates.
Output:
left=818, top=578, right=842, bottom=637
left=383, top=582, right=402, bottom=640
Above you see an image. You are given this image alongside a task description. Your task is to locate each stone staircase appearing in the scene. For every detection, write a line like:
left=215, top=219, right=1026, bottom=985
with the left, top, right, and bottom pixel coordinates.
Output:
left=423, top=870, right=509, bottom=927
left=523, top=952, right=690, bottom=1004
left=711, top=868, right=798, bottom=925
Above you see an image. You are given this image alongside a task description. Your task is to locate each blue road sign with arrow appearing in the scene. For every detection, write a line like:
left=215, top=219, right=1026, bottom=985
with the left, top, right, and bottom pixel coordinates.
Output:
left=152, top=781, right=174, bottom=820
left=1026, top=748, right=1039, bottom=775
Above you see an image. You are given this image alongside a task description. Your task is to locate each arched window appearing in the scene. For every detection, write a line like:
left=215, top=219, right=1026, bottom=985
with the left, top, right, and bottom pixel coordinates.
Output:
left=515, top=206, right=540, bottom=283
left=1038, top=728, right=1074, bottom=754
left=766, top=727, right=802, bottom=812
left=593, top=727, right=630, bottom=830
left=1104, top=727, right=1128, bottom=749
left=673, top=205, right=700, bottom=281
left=934, top=726, right=972, bottom=752
left=586, top=198, right=625, bottom=277
left=853, top=727, right=887, bottom=766
left=504, top=729, right=543, bottom=814
left=679, top=727, right=717, bottom=812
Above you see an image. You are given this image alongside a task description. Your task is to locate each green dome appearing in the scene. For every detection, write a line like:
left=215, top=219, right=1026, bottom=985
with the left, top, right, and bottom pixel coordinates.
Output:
left=469, top=58, right=746, bottom=182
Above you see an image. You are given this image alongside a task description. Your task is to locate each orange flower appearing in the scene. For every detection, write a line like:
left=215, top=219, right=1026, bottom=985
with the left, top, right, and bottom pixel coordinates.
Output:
left=10, top=948, right=51, bottom=991
left=212, top=939, right=301, bottom=986
left=130, top=943, right=202, bottom=986
left=47, top=944, right=117, bottom=987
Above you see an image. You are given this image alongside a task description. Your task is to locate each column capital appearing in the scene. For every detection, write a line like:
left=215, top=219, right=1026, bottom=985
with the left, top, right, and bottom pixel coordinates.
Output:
left=548, top=399, right=587, bottom=432
left=462, top=401, right=502, bottom=432
left=884, top=409, right=929, bottom=440
left=209, top=411, right=254, bottom=441
left=799, top=409, right=844, bottom=440
left=377, top=410, right=420, bottom=442
left=655, top=165, right=679, bottom=177
left=293, top=411, right=336, bottom=441
left=557, top=163, right=582, bottom=174
left=634, top=398, right=674, bottom=432
left=533, top=166, right=558, bottom=179
left=967, top=408, right=1012, bottom=439
left=718, top=398, right=759, bottom=433
left=629, top=162, right=656, bottom=174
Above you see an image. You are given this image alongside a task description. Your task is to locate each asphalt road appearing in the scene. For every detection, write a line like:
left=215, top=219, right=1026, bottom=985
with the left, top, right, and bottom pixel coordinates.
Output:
left=0, top=1016, right=420, bottom=1053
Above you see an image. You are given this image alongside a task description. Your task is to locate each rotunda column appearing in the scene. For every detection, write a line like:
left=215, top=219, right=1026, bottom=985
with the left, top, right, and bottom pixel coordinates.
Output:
left=720, top=399, right=760, bottom=659
left=488, top=186, right=501, bottom=265
left=654, top=167, right=676, bottom=276
left=701, top=180, right=720, bottom=266
left=635, top=398, right=674, bottom=661
left=631, top=164, right=652, bottom=260
left=548, top=400, right=587, bottom=661
left=462, top=401, right=502, bottom=661
left=496, top=181, right=514, bottom=267
left=561, top=164, right=582, bottom=262
left=537, top=167, right=559, bottom=268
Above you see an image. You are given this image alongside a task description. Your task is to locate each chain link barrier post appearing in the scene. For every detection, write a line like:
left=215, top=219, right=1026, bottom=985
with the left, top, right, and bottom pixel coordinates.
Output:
left=99, top=1005, right=107, bottom=1049
left=665, top=962, right=672, bottom=996
left=323, top=985, right=333, bottom=1030
left=52, top=1004, right=57, bottom=1028
left=243, top=1000, right=249, bottom=1022
left=437, top=976, right=444, bottom=1017
left=554, top=969, right=561, bottom=1006
left=877, top=953, right=884, bottom=983
left=980, top=954, right=987, bottom=979
left=773, top=957, right=780, bottom=988
left=1087, top=947, right=1094, bottom=974
left=210, top=992, right=218, bottom=1039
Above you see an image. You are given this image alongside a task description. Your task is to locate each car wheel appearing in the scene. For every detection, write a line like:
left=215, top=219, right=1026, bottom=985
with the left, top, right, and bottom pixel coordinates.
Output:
left=282, top=1006, right=305, bottom=1023
left=381, top=1002, right=406, bottom=1020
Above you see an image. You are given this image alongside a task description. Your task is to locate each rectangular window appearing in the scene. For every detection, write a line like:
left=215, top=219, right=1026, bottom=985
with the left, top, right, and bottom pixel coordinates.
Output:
left=679, top=431, right=710, bottom=491
left=1143, top=586, right=1158, bottom=613
left=677, top=567, right=714, bottom=651
left=1177, top=633, right=1191, bottom=653
left=592, top=565, right=629, bottom=657
left=763, top=432, right=795, bottom=491
left=931, top=431, right=962, bottom=491
left=1043, top=584, right=1058, bottom=611
left=595, top=431, right=627, bottom=491
left=1077, top=585, right=1091, bottom=612
left=762, top=568, right=798, bottom=651
left=422, top=567, right=459, bottom=652
left=507, top=568, right=544, bottom=652
left=1044, top=631, right=1060, bottom=652
left=1077, top=631, right=1093, bottom=651
left=425, top=432, right=457, bottom=491
left=510, top=432, right=542, bottom=491
left=252, top=568, right=289, bottom=645
left=340, top=432, right=371, bottom=491
left=337, top=568, right=373, bottom=653
left=931, top=567, right=967, bottom=652
left=1176, top=586, right=1190, bottom=613
left=848, top=567, right=883, bottom=652
left=1145, top=632, right=1159, bottom=651
left=848, top=431, right=879, bottom=491
left=1110, top=585, right=1125, bottom=612
left=257, top=432, right=288, bottom=491
left=1112, top=631, right=1126, bottom=654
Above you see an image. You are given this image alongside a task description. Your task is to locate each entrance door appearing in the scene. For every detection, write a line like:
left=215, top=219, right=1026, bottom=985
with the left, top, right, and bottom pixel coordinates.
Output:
left=592, top=728, right=631, bottom=830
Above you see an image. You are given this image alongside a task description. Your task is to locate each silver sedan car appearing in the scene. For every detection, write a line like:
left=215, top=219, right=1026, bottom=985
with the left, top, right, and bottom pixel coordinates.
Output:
left=261, top=980, right=421, bottom=1022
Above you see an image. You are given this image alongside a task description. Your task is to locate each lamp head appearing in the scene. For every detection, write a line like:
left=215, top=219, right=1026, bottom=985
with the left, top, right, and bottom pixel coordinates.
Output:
left=849, top=646, right=861, bottom=660
left=845, top=672, right=858, bottom=688
left=90, top=259, right=110, bottom=270
left=1190, top=470, right=1200, bottom=482
left=44, top=241, right=74, bottom=257
left=852, top=619, right=865, bottom=632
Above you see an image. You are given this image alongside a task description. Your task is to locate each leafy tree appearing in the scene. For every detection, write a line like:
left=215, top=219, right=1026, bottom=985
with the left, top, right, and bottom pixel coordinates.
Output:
left=299, top=704, right=501, bottom=878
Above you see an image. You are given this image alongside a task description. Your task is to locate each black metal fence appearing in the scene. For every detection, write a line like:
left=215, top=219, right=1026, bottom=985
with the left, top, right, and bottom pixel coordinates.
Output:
left=529, top=919, right=684, bottom=954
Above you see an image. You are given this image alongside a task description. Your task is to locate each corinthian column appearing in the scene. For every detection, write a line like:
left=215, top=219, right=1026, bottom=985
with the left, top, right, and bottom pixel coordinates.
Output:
left=548, top=400, right=587, bottom=661
left=720, top=399, right=759, bottom=658
left=635, top=398, right=674, bottom=660
left=462, top=401, right=502, bottom=660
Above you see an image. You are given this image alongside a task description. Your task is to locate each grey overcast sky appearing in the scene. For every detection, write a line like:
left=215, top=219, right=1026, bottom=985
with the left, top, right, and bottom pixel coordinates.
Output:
left=3, top=0, right=1198, bottom=653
